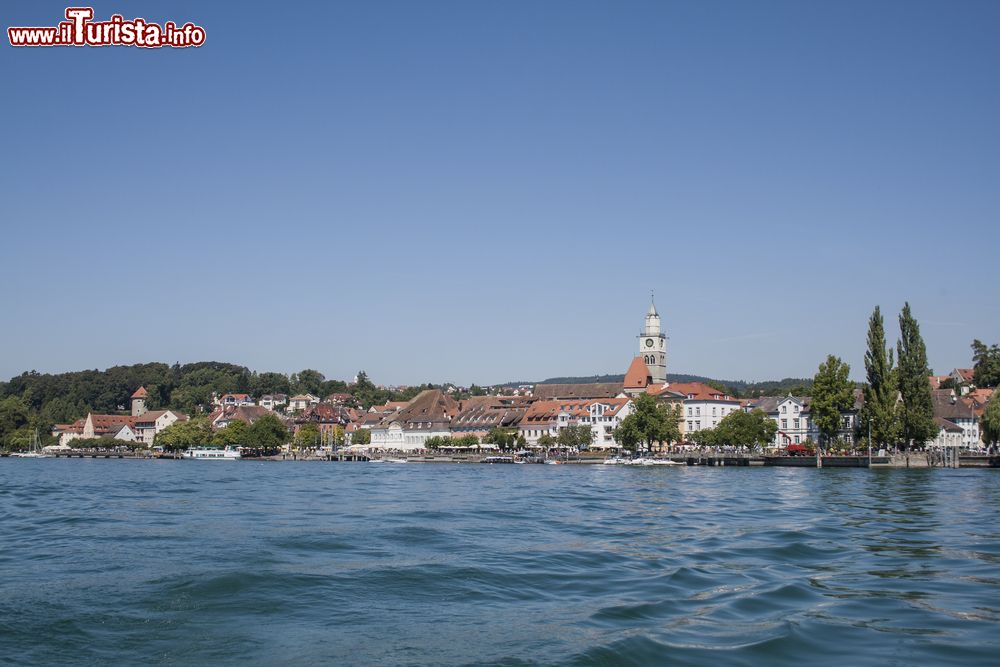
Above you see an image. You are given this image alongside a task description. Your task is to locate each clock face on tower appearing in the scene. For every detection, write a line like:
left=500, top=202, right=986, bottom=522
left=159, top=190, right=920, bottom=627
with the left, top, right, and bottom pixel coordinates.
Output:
left=645, top=338, right=654, bottom=348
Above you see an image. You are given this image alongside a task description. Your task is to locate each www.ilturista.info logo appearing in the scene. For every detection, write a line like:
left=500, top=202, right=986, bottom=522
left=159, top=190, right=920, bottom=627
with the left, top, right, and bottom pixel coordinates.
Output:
left=8, top=7, right=205, bottom=48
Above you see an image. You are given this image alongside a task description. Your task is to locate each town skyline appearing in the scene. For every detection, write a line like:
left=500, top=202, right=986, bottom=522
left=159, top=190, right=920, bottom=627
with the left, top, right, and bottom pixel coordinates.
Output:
left=0, top=297, right=988, bottom=391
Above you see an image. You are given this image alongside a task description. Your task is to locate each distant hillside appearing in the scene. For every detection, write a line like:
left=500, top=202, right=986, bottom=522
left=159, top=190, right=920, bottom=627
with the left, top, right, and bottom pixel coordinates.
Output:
left=503, top=374, right=814, bottom=398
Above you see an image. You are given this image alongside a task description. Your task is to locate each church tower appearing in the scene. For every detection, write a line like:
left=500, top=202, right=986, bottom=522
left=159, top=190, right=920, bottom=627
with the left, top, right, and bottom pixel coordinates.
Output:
left=637, top=295, right=667, bottom=384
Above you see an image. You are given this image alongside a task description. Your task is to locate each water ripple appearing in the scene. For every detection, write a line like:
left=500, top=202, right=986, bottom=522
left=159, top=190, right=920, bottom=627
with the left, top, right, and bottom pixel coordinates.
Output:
left=1, top=461, right=998, bottom=665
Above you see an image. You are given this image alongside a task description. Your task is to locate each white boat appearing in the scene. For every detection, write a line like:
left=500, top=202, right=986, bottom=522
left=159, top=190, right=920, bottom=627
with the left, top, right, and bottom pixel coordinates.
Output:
left=182, top=446, right=241, bottom=460
left=11, top=430, right=50, bottom=458
left=382, top=457, right=408, bottom=463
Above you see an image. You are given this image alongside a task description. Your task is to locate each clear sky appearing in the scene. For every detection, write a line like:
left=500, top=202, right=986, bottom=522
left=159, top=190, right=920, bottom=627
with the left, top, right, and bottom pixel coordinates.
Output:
left=3, top=0, right=998, bottom=386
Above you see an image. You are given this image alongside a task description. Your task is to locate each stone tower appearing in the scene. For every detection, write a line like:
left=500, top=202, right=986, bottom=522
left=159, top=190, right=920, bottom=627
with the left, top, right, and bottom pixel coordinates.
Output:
left=131, top=387, right=148, bottom=417
left=637, top=295, right=667, bottom=384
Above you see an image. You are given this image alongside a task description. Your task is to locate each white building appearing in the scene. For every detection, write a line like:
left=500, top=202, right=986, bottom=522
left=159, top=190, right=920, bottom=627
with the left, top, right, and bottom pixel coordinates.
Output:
left=580, top=398, right=633, bottom=449
left=135, top=410, right=188, bottom=446
left=747, top=392, right=862, bottom=447
left=287, top=394, right=320, bottom=412
left=259, top=394, right=288, bottom=411
left=218, top=393, right=254, bottom=407
left=368, top=390, right=458, bottom=451
left=663, top=382, right=741, bottom=436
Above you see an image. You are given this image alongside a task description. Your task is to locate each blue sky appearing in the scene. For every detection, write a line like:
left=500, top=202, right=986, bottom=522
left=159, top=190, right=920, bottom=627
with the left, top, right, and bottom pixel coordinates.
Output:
left=3, top=0, right=998, bottom=386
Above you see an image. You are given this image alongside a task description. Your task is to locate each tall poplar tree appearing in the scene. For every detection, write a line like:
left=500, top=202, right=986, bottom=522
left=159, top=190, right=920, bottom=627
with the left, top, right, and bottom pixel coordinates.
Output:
left=981, top=396, right=1000, bottom=447
left=859, top=306, right=901, bottom=447
left=897, top=303, right=936, bottom=448
left=811, top=355, right=855, bottom=446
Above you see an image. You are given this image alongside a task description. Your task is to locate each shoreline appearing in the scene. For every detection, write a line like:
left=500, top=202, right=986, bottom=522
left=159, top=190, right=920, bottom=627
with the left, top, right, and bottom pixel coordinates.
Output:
left=6, top=451, right=999, bottom=468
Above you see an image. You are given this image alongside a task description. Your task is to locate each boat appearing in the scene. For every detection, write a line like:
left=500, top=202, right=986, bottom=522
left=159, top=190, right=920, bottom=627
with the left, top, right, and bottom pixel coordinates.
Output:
left=11, top=430, right=50, bottom=458
left=182, top=446, right=241, bottom=460
left=482, top=456, right=514, bottom=464
left=382, top=457, right=408, bottom=463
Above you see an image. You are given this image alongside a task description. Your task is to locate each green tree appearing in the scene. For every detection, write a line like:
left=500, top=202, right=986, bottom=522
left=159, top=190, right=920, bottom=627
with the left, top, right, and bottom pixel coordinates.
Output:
left=612, top=394, right=681, bottom=452
left=0, top=396, right=31, bottom=449
left=612, top=418, right=641, bottom=453
left=859, top=306, right=902, bottom=448
left=292, top=369, right=325, bottom=396
left=537, top=433, right=556, bottom=446
left=713, top=409, right=777, bottom=450
left=454, top=434, right=480, bottom=447
left=294, top=423, right=321, bottom=448
left=328, top=425, right=346, bottom=447
left=351, top=428, right=371, bottom=445
left=897, top=303, right=937, bottom=448
left=981, top=397, right=1000, bottom=446
left=971, top=340, right=1000, bottom=388
left=213, top=419, right=249, bottom=446
left=247, top=414, right=289, bottom=448
left=811, top=355, right=855, bottom=447
left=690, top=428, right=717, bottom=447
left=485, top=427, right=517, bottom=450
left=155, top=418, right=214, bottom=451
left=557, top=424, right=594, bottom=450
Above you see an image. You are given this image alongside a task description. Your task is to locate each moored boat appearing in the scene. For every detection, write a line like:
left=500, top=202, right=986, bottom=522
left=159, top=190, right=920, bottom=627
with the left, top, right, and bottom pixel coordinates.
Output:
left=181, top=446, right=241, bottom=460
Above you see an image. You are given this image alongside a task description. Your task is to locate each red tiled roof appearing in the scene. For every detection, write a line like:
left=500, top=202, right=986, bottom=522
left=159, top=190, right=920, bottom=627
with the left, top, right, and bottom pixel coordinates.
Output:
left=928, top=375, right=950, bottom=390
left=131, top=387, right=148, bottom=399
left=624, top=357, right=651, bottom=389
left=664, top=382, right=737, bottom=402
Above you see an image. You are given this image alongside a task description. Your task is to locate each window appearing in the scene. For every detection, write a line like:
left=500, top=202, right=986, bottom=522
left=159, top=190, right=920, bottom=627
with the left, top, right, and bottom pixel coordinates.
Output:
left=687, top=420, right=693, bottom=430
left=687, top=407, right=692, bottom=417
left=781, top=419, right=787, bottom=429
left=793, top=419, right=799, bottom=429
left=794, top=435, right=800, bottom=444
left=781, top=405, right=787, bottom=414
left=696, top=407, right=701, bottom=416
left=712, top=407, right=717, bottom=416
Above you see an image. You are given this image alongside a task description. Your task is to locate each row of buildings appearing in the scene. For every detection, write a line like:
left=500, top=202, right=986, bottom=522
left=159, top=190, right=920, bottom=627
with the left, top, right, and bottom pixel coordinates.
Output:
left=53, top=387, right=188, bottom=447
left=52, top=300, right=994, bottom=451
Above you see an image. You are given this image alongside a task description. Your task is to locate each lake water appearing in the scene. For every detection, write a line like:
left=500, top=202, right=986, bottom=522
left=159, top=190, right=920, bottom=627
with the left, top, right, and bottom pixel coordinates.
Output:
left=1, top=460, right=998, bottom=666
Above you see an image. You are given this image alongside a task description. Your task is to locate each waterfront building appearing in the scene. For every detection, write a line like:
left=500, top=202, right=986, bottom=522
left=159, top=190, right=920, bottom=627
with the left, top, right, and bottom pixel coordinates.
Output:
left=929, top=417, right=964, bottom=449
left=450, top=396, right=529, bottom=440
left=665, top=382, right=741, bottom=437
left=134, top=410, right=188, bottom=446
left=931, top=392, right=983, bottom=448
left=57, top=413, right=139, bottom=446
left=517, top=397, right=633, bottom=449
left=580, top=397, right=633, bottom=449
left=369, top=389, right=459, bottom=450
left=747, top=391, right=863, bottom=446
left=518, top=400, right=587, bottom=445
